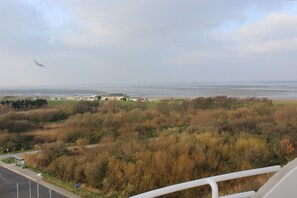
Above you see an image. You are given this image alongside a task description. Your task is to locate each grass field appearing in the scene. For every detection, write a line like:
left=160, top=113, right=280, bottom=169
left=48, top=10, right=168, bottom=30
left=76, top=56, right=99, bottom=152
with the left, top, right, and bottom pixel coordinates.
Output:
left=99, top=99, right=159, bottom=109
left=47, top=100, right=79, bottom=107
left=272, top=99, right=297, bottom=106
left=2, top=157, right=15, bottom=164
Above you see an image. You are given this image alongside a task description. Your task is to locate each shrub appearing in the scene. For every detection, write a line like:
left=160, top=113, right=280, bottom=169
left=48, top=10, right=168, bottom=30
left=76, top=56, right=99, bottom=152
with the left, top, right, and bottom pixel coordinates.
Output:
left=72, top=101, right=99, bottom=114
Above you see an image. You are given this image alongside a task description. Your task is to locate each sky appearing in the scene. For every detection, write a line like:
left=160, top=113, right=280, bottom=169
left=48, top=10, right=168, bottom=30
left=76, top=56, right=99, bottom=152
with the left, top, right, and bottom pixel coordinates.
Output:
left=1, top=0, right=297, bottom=87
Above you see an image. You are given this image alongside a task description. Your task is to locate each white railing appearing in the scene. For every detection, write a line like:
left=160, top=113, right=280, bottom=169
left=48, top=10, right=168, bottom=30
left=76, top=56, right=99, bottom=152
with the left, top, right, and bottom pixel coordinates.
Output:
left=130, top=165, right=281, bottom=198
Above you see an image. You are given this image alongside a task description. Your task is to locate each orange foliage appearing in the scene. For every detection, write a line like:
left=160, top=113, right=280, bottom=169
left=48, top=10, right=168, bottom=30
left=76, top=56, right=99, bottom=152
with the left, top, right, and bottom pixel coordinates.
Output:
left=22, top=98, right=297, bottom=197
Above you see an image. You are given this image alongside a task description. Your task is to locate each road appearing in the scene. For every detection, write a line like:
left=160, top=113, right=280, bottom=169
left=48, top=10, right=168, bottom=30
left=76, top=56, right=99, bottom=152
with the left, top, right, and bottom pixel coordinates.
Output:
left=0, top=165, right=66, bottom=198
left=0, top=144, right=101, bottom=198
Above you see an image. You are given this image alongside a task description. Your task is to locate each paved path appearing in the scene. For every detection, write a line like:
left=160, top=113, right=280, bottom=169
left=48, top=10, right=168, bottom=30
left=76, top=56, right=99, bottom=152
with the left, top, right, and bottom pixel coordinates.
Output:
left=0, top=144, right=100, bottom=161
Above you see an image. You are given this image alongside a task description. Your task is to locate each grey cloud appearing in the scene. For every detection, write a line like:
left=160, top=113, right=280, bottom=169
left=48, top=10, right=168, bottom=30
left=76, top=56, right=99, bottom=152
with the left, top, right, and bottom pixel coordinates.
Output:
left=0, top=0, right=296, bottom=86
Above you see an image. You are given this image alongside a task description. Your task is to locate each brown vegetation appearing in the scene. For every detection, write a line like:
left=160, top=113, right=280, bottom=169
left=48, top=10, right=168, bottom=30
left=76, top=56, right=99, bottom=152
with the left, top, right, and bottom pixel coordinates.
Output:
left=1, top=97, right=296, bottom=197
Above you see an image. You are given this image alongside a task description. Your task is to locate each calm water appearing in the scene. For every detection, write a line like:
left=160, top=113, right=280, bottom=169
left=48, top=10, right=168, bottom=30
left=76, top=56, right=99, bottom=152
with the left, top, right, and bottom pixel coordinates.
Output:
left=0, top=81, right=296, bottom=99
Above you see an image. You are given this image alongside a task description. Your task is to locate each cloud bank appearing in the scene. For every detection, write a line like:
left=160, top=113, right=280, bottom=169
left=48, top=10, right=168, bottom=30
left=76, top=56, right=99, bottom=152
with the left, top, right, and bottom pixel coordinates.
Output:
left=0, top=0, right=297, bottom=86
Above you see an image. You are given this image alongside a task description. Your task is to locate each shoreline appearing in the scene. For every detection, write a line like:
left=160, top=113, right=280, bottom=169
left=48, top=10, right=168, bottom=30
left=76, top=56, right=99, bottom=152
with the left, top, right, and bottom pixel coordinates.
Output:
left=1, top=94, right=297, bottom=102
left=0, top=81, right=296, bottom=100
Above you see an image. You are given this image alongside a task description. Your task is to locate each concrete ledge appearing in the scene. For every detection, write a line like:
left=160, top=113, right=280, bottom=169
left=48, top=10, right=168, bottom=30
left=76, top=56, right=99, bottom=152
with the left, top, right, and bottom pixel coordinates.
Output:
left=255, top=158, right=297, bottom=198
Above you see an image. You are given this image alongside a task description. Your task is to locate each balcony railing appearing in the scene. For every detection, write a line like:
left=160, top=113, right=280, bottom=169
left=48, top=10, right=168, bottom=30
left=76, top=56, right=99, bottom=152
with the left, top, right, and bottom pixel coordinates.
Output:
left=130, top=165, right=281, bottom=198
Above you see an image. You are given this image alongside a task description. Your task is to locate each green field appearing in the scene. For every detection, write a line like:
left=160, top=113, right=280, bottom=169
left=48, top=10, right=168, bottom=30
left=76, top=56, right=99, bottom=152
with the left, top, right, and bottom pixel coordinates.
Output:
left=47, top=100, right=80, bottom=107
left=2, top=157, right=15, bottom=164
left=272, top=100, right=297, bottom=107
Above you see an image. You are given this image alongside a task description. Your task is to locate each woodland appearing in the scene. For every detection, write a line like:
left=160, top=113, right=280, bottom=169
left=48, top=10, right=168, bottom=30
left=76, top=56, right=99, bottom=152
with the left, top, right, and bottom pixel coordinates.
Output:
left=0, top=97, right=296, bottom=197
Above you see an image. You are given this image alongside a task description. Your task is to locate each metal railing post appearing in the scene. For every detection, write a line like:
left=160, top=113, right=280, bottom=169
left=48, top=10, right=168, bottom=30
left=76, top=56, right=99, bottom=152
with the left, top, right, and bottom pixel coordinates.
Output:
left=29, top=180, right=32, bottom=198
left=16, top=183, right=19, bottom=198
left=37, top=183, right=39, bottom=198
left=206, top=178, right=218, bottom=198
left=49, top=188, right=52, bottom=198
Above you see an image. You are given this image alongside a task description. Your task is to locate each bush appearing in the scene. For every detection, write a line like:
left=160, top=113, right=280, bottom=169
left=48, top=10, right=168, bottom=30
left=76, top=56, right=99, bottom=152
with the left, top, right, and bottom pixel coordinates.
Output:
left=72, top=101, right=99, bottom=114
left=26, top=141, right=68, bottom=168
left=0, top=118, right=37, bottom=132
left=22, top=98, right=297, bottom=197
left=25, top=109, right=69, bottom=122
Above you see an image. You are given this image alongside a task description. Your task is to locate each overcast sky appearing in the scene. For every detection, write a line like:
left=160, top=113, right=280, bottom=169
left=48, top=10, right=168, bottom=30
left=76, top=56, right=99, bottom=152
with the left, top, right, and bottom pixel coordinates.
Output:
left=1, top=0, right=297, bottom=87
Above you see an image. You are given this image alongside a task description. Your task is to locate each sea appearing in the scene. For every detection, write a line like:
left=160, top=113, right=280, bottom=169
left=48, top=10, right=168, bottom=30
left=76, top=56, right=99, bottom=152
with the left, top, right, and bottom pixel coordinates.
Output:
left=0, top=81, right=296, bottom=99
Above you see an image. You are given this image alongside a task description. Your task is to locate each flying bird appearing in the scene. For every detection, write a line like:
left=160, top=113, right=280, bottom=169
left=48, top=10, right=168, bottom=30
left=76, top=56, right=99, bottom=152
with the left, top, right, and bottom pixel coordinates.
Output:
left=34, top=59, right=45, bottom=67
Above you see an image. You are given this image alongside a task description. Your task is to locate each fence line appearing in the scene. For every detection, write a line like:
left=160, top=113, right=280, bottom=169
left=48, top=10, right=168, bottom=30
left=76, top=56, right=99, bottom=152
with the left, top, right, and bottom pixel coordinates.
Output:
left=0, top=180, right=58, bottom=198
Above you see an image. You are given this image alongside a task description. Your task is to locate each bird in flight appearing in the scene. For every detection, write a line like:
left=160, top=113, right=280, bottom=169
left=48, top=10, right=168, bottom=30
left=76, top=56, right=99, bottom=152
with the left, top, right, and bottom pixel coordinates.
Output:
left=33, top=59, right=45, bottom=67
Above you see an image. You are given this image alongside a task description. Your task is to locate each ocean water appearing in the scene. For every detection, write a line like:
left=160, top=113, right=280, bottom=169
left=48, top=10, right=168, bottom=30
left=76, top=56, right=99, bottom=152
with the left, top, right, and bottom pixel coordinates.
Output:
left=0, top=81, right=296, bottom=99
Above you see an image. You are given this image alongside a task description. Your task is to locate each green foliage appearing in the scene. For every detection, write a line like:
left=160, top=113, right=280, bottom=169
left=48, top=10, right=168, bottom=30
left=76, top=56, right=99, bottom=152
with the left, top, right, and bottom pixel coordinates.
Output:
left=0, top=133, right=32, bottom=152
left=2, top=157, right=15, bottom=164
left=273, top=100, right=297, bottom=107
left=0, top=99, right=47, bottom=110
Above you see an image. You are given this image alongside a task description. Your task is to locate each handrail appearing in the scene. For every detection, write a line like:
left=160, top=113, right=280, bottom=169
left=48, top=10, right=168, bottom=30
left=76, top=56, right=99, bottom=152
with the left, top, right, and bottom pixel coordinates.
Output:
left=220, top=191, right=256, bottom=198
left=130, top=165, right=281, bottom=198
left=207, top=178, right=219, bottom=198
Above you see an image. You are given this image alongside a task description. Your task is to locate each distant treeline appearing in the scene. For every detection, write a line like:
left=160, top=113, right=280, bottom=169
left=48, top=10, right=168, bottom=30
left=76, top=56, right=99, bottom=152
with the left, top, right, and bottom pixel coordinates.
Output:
left=0, top=99, right=47, bottom=110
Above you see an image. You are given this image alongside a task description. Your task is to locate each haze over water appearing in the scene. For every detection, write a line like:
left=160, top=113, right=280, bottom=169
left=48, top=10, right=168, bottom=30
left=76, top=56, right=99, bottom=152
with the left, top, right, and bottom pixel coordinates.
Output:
left=0, top=81, right=296, bottom=99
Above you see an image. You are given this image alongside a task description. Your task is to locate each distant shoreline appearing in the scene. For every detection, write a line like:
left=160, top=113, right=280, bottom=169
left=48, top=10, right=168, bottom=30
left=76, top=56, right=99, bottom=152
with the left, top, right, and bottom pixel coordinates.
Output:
left=0, top=81, right=296, bottom=100
left=1, top=94, right=297, bottom=102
